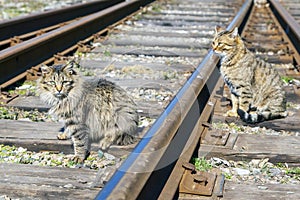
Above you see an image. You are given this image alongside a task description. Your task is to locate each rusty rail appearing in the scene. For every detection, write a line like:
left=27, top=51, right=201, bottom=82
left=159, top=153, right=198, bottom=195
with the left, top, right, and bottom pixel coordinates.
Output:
left=95, top=0, right=252, bottom=199
left=0, top=0, right=122, bottom=41
left=0, top=0, right=155, bottom=89
left=269, top=0, right=300, bottom=64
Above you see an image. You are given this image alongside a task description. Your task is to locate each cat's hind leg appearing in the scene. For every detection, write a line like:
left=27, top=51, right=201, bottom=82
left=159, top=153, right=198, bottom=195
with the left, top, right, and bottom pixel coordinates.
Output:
left=255, top=99, right=287, bottom=121
left=99, top=129, right=118, bottom=151
left=115, top=134, right=136, bottom=145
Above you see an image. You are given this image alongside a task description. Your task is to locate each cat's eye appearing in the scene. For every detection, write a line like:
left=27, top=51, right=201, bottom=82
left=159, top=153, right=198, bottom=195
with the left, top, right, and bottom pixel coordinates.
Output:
left=66, top=69, right=76, bottom=76
left=48, top=81, right=56, bottom=85
left=62, top=81, right=72, bottom=85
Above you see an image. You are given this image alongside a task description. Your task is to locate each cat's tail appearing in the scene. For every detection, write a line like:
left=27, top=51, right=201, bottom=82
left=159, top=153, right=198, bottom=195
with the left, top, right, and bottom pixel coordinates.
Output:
left=237, top=109, right=288, bottom=123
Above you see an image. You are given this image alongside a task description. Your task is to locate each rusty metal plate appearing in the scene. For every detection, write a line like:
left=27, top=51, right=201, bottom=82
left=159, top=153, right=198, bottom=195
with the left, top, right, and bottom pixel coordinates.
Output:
left=10, top=36, right=23, bottom=46
left=179, top=169, right=217, bottom=196
left=0, top=92, right=18, bottom=104
left=26, top=68, right=41, bottom=80
left=77, top=42, right=95, bottom=53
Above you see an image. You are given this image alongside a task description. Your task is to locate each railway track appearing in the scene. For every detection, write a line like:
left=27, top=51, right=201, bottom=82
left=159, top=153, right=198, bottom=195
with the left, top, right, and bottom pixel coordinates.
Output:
left=0, top=0, right=150, bottom=90
left=0, top=0, right=299, bottom=199
left=278, top=0, right=300, bottom=24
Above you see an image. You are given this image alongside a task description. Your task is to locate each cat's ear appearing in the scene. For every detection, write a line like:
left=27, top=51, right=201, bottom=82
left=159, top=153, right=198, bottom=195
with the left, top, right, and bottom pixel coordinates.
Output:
left=63, top=61, right=77, bottom=76
left=230, top=27, right=239, bottom=38
left=40, top=64, right=53, bottom=77
left=215, top=26, right=223, bottom=34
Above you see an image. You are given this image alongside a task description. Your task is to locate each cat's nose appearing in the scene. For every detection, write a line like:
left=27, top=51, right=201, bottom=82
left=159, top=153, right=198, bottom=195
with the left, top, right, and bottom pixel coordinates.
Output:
left=56, top=85, right=62, bottom=92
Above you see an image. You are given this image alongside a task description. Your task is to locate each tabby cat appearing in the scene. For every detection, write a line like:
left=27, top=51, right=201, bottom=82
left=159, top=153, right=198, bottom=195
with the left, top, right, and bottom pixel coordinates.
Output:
left=254, top=0, right=269, bottom=8
left=38, top=61, right=138, bottom=163
left=212, top=26, right=287, bottom=123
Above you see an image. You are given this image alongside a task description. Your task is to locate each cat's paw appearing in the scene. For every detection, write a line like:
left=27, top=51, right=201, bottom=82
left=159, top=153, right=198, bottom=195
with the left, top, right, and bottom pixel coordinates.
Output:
left=57, top=132, right=68, bottom=140
left=224, top=110, right=238, bottom=117
left=69, top=155, right=85, bottom=164
left=248, top=111, right=258, bottom=122
left=281, top=111, right=288, bottom=117
left=99, top=138, right=113, bottom=151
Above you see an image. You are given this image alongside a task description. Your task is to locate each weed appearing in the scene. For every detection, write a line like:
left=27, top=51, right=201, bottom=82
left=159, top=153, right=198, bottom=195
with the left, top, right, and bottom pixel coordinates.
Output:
left=286, top=167, right=300, bottom=175
left=281, top=76, right=294, bottom=84
left=103, top=50, right=112, bottom=57
left=223, top=172, right=232, bottom=180
left=191, top=157, right=212, bottom=172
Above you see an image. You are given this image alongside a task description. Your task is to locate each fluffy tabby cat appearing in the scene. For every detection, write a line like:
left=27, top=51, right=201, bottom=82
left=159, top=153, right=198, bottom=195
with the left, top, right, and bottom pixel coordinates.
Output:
left=38, top=61, right=138, bottom=162
left=212, top=26, right=287, bottom=123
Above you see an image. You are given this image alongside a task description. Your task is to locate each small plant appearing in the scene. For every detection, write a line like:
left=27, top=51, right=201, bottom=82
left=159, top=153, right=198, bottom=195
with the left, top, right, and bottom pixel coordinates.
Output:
left=228, top=122, right=244, bottom=132
left=78, top=67, right=95, bottom=76
left=276, top=162, right=286, bottom=168
left=223, top=172, right=232, bottom=180
left=191, top=157, right=212, bottom=172
left=286, top=167, right=300, bottom=175
left=0, top=106, right=49, bottom=122
left=83, top=70, right=95, bottom=76
left=276, top=163, right=300, bottom=181
left=103, top=50, right=112, bottom=57
left=133, top=13, right=143, bottom=20
left=149, top=4, right=162, bottom=13
left=286, top=167, right=300, bottom=180
left=0, top=106, right=17, bottom=120
left=281, top=76, right=294, bottom=84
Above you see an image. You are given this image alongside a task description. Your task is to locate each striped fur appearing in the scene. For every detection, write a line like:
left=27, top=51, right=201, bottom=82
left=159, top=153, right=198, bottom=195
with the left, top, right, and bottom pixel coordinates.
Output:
left=212, top=26, right=287, bottom=123
left=38, top=61, right=138, bottom=162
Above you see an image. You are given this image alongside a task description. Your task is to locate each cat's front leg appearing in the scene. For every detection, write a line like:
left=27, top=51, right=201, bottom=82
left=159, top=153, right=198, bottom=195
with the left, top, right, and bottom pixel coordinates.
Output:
left=71, top=135, right=90, bottom=163
left=57, top=118, right=75, bottom=140
left=225, top=94, right=239, bottom=117
left=236, top=86, right=255, bottom=122
left=68, top=124, right=90, bottom=163
left=71, top=132, right=90, bottom=163
left=57, top=132, right=68, bottom=140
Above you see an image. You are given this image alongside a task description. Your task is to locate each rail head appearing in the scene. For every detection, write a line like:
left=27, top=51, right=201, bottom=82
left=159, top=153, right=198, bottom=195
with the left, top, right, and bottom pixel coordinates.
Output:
left=269, top=0, right=300, bottom=60
left=0, top=0, right=155, bottom=89
left=95, top=0, right=252, bottom=199
left=0, top=0, right=123, bottom=41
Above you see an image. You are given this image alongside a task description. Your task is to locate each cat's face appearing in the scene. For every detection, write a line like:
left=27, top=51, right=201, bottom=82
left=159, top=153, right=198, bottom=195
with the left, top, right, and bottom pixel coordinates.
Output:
left=212, top=26, right=240, bottom=57
left=40, top=62, right=77, bottom=100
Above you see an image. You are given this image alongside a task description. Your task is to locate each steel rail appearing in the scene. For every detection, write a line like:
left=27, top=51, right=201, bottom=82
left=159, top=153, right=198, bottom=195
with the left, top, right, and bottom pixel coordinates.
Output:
left=0, top=20, right=73, bottom=51
left=0, top=0, right=155, bottom=89
left=0, top=0, right=123, bottom=41
left=95, top=0, right=252, bottom=199
left=269, top=0, right=300, bottom=63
